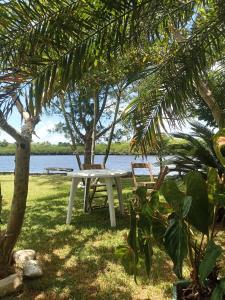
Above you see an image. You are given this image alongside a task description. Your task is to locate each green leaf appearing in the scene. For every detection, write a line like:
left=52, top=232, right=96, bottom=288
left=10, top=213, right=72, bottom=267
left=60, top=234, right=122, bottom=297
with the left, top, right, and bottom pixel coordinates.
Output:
left=150, top=190, right=160, bottom=210
left=213, top=129, right=225, bottom=167
left=161, top=180, right=184, bottom=215
left=185, top=171, right=209, bottom=234
left=152, top=215, right=166, bottom=246
left=141, top=205, right=153, bottom=224
left=199, top=240, right=222, bottom=284
left=143, top=240, right=153, bottom=277
left=137, top=208, right=153, bottom=277
left=208, top=168, right=220, bottom=203
left=207, top=168, right=225, bottom=209
left=135, top=186, right=148, bottom=204
left=164, top=216, right=188, bottom=279
left=211, top=279, right=225, bottom=300
left=182, top=196, right=192, bottom=218
left=137, top=210, right=151, bottom=250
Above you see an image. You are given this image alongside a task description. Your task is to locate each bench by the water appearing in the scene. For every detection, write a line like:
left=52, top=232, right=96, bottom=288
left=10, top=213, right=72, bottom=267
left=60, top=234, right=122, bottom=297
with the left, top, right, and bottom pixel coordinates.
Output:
left=45, top=167, right=74, bottom=174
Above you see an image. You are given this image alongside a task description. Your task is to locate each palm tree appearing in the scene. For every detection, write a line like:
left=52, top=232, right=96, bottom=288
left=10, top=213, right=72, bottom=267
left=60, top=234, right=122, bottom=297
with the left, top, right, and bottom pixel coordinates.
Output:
left=1, top=2, right=225, bottom=107
left=1, top=1, right=225, bottom=142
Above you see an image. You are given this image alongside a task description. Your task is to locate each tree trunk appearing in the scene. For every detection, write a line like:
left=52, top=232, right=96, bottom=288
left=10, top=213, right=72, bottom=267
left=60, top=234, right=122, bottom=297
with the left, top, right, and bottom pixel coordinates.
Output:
left=91, top=95, right=98, bottom=164
left=0, top=141, right=30, bottom=278
left=0, top=183, right=2, bottom=220
left=84, top=134, right=93, bottom=165
left=103, top=90, right=121, bottom=165
left=197, top=81, right=225, bottom=128
left=59, top=95, right=83, bottom=170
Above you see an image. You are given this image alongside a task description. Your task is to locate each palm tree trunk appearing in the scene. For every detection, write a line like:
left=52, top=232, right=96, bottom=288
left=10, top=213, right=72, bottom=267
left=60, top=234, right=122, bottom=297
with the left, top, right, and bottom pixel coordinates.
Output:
left=0, top=140, right=30, bottom=278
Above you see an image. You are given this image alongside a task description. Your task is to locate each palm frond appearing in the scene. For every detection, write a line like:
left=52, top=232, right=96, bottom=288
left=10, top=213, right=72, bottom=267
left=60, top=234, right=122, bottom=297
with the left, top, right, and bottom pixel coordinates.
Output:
left=1, top=0, right=225, bottom=131
left=1, top=0, right=218, bottom=99
left=125, top=71, right=190, bottom=152
left=164, top=121, right=225, bottom=176
left=189, top=121, right=215, bottom=150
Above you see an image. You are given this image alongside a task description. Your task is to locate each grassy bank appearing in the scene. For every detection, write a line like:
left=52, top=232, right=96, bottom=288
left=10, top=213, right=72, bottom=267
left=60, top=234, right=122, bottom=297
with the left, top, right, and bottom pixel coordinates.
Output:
left=0, top=142, right=134, bottom=156
left=1, top=175, right=175, bottom=300
left=0, top=136, right=184, bottom=156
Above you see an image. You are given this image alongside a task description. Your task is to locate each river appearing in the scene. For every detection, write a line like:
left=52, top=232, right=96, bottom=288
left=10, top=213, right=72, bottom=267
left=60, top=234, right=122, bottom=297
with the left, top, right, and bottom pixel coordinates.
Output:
left=0, top=154, right=162, bottom=174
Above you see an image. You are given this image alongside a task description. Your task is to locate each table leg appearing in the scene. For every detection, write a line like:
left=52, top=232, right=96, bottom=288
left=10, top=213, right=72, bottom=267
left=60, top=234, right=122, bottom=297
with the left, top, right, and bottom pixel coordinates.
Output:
left=84, top=178, right=91, bottom=212
left=105, top=178, right=116, bottom=227
left=114, top=177, right=124, bottom=215
left=66, top=178, right=80, bottom=224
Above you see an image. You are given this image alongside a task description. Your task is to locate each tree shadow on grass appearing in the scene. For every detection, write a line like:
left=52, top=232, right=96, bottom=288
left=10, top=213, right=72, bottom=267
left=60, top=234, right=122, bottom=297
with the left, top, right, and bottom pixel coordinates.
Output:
left=8, top=188, right=133, bottom=299
left=33, top=174, right=72, bottom=187
left=3, top=175, right=174, bottom=300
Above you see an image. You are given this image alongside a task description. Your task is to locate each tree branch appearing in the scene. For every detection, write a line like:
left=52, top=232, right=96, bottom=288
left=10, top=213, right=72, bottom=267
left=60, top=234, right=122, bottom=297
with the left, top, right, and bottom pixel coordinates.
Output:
left=97, top=86, right=109, bottom=124
left=103, top=89, right=122, bottom=165
left=67, top=95, right=85, bottom=139
left=96, top=116, right=122, bottom=139
left=0, top=111, right=24, bottom=143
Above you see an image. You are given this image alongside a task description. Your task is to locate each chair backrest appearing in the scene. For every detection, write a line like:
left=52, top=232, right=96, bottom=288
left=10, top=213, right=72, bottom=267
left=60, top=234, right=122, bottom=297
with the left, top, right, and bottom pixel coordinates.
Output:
left=82, top=163, right=105, bottom=170
left=131, top=162, right=154, bottom=187
left=153, top=166, right=169, bottom=190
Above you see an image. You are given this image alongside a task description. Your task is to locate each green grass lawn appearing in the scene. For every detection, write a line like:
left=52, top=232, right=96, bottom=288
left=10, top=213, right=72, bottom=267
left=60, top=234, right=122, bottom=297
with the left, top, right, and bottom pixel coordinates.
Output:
left=0, top=175, right=176, bottom=300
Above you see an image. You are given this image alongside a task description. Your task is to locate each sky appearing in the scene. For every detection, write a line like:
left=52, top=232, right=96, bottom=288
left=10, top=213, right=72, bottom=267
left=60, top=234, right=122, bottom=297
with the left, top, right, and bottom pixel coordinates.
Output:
left=0, top=110, right=68, bottom=144
left=0, top=108, right=193, bottom=144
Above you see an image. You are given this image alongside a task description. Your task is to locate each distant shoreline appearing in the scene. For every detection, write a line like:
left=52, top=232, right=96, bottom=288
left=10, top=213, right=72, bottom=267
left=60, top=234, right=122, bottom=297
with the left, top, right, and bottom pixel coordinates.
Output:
left=0, top=142, right=157, bottom=156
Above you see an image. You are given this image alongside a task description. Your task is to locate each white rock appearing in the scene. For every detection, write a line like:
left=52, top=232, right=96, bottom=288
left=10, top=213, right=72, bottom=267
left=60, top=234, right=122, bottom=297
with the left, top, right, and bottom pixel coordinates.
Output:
left=23, top=260, right=43, bottom=278
left=0, top=274, right=23, bottom=298
left=13, top=249, right=36, bottom=267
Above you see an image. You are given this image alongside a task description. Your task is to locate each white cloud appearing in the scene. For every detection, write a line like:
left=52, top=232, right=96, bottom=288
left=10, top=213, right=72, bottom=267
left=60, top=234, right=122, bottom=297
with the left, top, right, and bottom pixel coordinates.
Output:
left=32, top=120, right=68, bottom=144
left=0, top=120, right=69, bottom=144
left=0, top=130, right=15, bottom=143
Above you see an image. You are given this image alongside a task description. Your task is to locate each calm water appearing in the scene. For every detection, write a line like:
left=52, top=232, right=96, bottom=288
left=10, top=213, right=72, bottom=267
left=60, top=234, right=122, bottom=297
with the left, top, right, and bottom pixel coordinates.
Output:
left=0, top=154, right=161, bottom=174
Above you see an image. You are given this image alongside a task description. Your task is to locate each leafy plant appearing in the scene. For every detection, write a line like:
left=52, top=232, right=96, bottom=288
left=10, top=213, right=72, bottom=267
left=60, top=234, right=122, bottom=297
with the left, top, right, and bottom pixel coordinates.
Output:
left=122, top=168, right=225, bottom=299
left=165, top=122, right=225, bottom=177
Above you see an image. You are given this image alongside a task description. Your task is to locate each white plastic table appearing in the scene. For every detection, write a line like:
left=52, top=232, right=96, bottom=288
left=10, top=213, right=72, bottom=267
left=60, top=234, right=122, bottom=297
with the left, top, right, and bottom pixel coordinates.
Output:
left=66, top=169, right=128, bottom=227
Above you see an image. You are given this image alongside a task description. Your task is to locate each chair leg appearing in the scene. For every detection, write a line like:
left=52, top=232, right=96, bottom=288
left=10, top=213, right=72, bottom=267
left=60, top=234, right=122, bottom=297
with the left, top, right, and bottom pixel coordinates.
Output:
left=88, top=186, right=97, bottom=210
left=84, top=178, right=91, bottom=212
